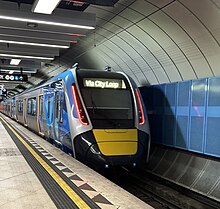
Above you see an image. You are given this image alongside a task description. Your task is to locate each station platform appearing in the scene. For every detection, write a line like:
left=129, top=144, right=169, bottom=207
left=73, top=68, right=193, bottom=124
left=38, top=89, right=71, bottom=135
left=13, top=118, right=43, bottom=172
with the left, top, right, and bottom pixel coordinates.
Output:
left=0, top=113, right=152, bottom=209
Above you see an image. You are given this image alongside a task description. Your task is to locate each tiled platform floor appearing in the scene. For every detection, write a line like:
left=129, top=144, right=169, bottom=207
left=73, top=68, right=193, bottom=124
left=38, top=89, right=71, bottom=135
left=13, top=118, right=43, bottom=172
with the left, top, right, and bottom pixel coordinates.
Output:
left=0, top=122, right=56, bottom=209
left=0, top=115, right=153, bottom=209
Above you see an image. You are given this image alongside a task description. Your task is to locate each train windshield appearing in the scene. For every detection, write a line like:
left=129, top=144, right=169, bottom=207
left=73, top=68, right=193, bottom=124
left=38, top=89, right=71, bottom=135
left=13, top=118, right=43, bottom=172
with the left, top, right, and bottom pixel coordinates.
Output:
left=77, top=71, right=134, bottom=129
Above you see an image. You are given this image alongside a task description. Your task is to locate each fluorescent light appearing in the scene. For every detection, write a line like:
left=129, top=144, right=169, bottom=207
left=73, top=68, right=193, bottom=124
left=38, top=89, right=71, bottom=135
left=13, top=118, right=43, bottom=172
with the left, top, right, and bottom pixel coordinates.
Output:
left=0, top=40, right=69, bottom=49
left=0, top=54, right=53, bottom=60
left=10, top=59, right=21, bottom=65
left=32, top=0, right=61, bottom=14
left=0, top=15, right=95, bottom=29
left=0, top=69, right=37, bottom=74
left=9, top=70, right=14, bottom=74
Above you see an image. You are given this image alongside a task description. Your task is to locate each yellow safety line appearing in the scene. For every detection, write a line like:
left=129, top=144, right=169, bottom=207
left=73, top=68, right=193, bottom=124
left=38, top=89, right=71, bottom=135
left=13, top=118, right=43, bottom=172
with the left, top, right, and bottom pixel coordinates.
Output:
left=0, top=116, right=91, bottom=209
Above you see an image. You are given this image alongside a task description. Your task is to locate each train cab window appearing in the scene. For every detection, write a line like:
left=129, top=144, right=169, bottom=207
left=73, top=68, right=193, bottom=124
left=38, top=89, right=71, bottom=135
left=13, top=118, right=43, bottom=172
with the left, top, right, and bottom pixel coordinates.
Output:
left=77, top=71, right=134, bottom=129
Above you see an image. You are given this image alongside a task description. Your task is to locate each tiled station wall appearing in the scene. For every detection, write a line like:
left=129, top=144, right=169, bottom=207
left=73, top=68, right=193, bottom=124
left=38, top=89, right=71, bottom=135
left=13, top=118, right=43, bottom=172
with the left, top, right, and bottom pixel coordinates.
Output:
left=140, top=76, right=220, bottom=158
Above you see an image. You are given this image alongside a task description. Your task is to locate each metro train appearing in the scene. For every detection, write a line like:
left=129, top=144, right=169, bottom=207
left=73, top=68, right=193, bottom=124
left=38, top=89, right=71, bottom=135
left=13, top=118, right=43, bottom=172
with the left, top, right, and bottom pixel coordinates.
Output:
left=0, top=64, right=150, bottom=169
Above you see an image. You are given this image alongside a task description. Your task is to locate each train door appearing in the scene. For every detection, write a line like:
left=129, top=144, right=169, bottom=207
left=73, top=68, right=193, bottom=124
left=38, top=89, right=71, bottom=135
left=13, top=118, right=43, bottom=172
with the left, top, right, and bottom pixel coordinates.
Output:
left=16, top=100, right=19, bottom=121
left=23, top=98, right=27, bottom=126
left=9, top=102, right=12, bottom=117
left=12, top=99, right=16, bottom=119
left=43, top=85, right=53, bottom=139
left=53, top=81, right=64, bottom=142
left=37, top=95, right=44, bottom=135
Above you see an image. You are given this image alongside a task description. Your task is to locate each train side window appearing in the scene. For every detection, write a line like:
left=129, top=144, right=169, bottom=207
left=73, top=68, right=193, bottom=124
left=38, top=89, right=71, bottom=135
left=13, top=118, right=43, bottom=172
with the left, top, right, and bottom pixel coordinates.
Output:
left=53, top=80, right=64, bottom=123
left=27, top=99, right=32, bottom=114
left=48, top=96, right=50, bottom=118
left=18, top=100, right=23, bottom=113
left=18, top=101, right=20, bottom=112
left=55, top=93, right=63, bottom=123
left=55, top=93, right=59, bottom=119
left=16, top=100, right=18, bottom=110
left=27, top=98, right=36, bottom=116
left=21, top=101, right=23, bottom=112
left=32, top=98, right=37, bottom=116
left=59, top=94, right=63, bottom=123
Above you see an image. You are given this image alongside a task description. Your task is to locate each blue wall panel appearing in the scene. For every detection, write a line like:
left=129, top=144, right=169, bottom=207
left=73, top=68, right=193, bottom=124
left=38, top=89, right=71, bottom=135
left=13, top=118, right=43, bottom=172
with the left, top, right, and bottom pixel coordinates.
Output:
left=141, top=76, right=220, bottom=159
left=189, top=79, right=207, bottom=153
left=175, top=116, right=188, bottom=149
left=205, top=77, right=220, bottom=157
left=175, top=81, right=191, bottom=149
left=153, top=85, right=165, bottom=144
left=206, top=117, right=220, bottom=157
left=163, top=83, right=177, bottom=146
left=190, top=116, right=204, bottom=152
left=177, top=81, right=191, bottom=106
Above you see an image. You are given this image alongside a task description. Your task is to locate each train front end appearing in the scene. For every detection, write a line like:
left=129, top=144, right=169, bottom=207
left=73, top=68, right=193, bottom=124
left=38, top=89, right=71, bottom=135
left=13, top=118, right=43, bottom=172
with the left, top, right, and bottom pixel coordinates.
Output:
left=72, top=69, right=150, bottom=169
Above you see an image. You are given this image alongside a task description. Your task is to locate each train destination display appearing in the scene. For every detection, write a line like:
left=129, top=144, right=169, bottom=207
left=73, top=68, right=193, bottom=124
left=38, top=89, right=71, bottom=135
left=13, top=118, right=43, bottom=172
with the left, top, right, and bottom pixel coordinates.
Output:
left=83, top=78, right=126, bottom=89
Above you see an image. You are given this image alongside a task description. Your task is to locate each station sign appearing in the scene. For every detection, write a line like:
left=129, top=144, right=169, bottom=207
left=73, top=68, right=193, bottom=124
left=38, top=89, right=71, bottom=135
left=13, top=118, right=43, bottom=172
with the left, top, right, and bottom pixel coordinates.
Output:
left=0, top=73, right=28, bottom=82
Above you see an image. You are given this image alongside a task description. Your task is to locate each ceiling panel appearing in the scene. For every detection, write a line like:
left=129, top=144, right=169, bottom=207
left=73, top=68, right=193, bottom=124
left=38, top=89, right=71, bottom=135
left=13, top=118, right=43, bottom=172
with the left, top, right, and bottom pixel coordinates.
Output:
left=119, top=7, right=144, bottom=23
left=0, top=0, right=96, bottom=97
left=146, top=0, right=174, bottom=8
left=1, top=0, right=220, bottom=98
left=129, top=0, right=157, bottom=16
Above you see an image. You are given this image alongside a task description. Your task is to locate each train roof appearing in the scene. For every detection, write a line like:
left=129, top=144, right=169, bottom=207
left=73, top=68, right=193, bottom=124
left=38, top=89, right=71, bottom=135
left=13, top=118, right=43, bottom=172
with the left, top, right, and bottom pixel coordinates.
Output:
left=7, top=65, right=127, bottom=99
left=16, top=67, right=74, bottom=96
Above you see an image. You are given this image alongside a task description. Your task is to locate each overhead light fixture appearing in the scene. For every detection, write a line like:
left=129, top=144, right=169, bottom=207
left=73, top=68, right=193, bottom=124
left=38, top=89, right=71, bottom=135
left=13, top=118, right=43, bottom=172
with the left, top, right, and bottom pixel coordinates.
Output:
left=0, top=54, right=53, bottom=60
left=8, top=70, right=14, bottom=74
left=10, top=59, right=21, bottom=65
left=0, top=69, right=37, bottom=74
left=0, top=40, right=69, bottom=49
left=71, top=34, right=86, bottom=37
left=32, top=0, right=62, bottom=14
left=27, top=22, right=38, bottom=28
left=72, top=1, right=88, bottom=6
left=0, top=15, right=94, bottom=30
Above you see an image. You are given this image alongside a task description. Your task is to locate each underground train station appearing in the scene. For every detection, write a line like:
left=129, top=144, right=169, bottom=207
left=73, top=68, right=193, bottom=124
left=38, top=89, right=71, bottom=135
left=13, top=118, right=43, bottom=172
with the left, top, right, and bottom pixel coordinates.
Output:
left=0, top=0, right=219, bottom=208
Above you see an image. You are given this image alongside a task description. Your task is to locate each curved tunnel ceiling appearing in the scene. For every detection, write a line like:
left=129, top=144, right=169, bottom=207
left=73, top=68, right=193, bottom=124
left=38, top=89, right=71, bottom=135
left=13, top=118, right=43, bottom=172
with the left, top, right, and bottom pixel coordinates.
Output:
left=31, top=0, right=220, bottom=87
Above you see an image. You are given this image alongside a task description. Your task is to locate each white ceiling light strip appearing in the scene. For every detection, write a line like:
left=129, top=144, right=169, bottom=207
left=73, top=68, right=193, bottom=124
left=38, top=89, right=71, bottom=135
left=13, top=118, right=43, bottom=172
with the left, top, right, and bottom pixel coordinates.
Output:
left=0, top=40, right=69, bottom=48
left=0, top=15, right=95, bottom=29
left=8, top=70, right=14, bottom=74
left=10, top=59, right=21, bottom=65
left=0, top=54, right=53, bottom=60
left=0, top=69, right=37, bottom=74
left=32, top=0, right=61, bottom=15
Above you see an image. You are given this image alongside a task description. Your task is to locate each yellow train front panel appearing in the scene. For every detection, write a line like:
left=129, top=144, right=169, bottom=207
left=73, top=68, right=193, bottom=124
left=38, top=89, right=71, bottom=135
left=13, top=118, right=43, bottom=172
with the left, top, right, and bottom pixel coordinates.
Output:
left=93, top=129, right=138, bottom=156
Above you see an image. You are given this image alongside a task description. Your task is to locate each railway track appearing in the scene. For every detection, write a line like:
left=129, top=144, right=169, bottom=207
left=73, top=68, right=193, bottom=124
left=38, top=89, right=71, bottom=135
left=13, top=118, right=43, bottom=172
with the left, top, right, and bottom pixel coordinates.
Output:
left=101, top=167, right=219, bottom=209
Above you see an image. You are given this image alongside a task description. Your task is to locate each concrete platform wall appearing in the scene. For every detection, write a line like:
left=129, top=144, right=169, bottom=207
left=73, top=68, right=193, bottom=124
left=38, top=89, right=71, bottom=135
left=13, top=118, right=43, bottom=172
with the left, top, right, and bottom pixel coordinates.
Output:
left=146, top=145, right=220, bottom=202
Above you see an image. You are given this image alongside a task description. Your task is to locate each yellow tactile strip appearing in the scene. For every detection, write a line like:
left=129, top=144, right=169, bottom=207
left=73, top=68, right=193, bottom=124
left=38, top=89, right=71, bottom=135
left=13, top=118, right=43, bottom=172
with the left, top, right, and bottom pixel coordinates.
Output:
left=1, top=116, right=116, bottom=209
left=35, top=145, right=116, bottom=209
left=0, top=116, right=92, bottom=209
